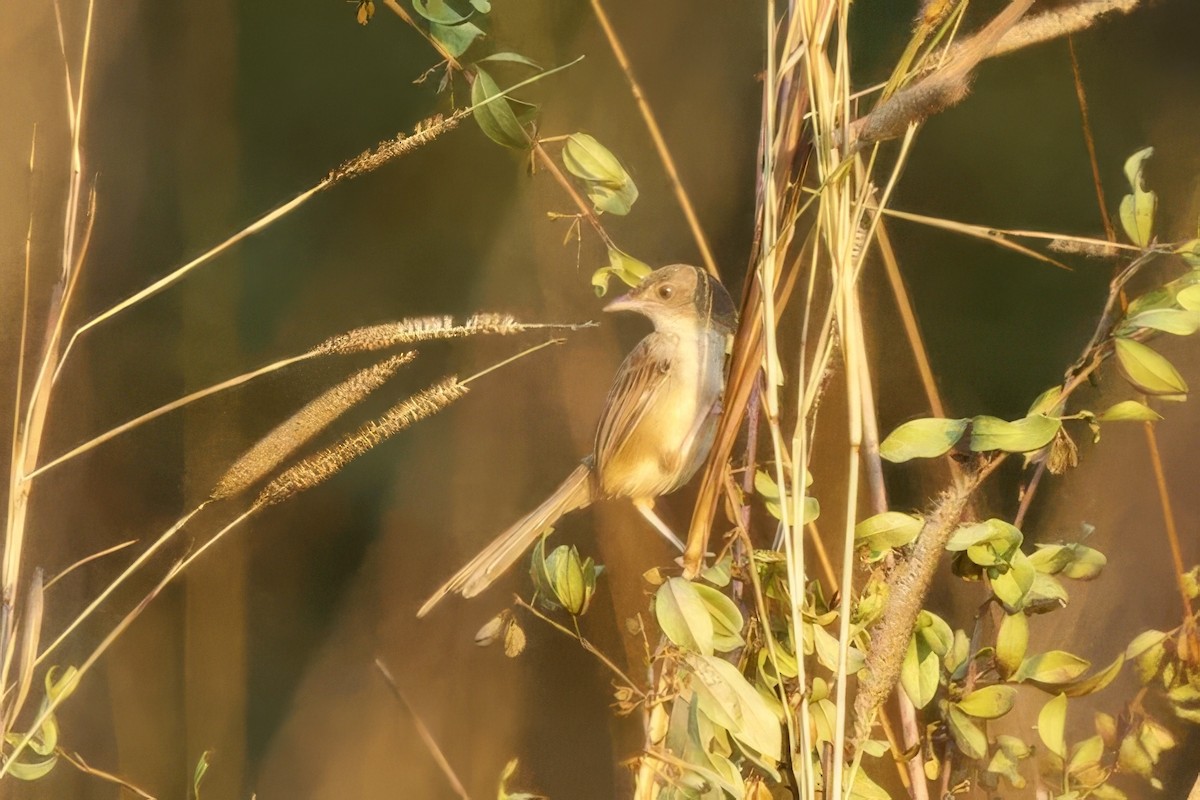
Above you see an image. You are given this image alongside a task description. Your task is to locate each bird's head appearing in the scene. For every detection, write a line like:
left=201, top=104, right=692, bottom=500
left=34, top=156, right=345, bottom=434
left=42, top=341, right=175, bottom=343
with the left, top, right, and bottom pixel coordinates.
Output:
left=603, top=264, right=738, bottom=336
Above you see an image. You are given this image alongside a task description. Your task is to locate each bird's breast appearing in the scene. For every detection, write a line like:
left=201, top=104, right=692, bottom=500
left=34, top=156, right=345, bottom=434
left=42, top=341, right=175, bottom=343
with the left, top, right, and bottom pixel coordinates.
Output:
left=599, top=328, right=727, bottom=499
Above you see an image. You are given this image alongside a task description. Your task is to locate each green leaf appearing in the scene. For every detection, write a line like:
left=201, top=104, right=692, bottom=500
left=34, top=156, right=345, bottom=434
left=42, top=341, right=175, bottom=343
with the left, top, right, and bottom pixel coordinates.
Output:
left=995, top=612, right=1028, bottom=679
left=1062, top=653, right=1124, bottom=697
left=878, top=417, right=968, bottom=462
left=194, top=750, right=212, bottom=800
left=1038, top=693, right=1068, bottom=758
left=468, top=0, right=490, bottom=11
left=969, top=415, right=1061, bottom=453
left=562, top=133, right=638, bottom=216
left=543, top=544, right=591, bottom=615
left=1119, top=147, right=1157, bottom=248
left=1059, top=544, right=1107, bottom=580
left=946, top=705, right=988, bottom=760
left=591, top=247, right=652, bottom=296
left=1016, top=651, right=1091, bottom=684
left=847, top=766, right=893, bottom=800
left=470, top=67, right=530, bottom=149
left=413, top=0, right=468, bottom=24
left=1177, top=283, right=1200, bottom=311
left=1096, top=400, right=1161, bottom=422
left=1177, top=240, right=1200, bottom=269
left=946, top=518, right=1023, bottom=554
left=1124, top=308, right=1200, bottom=336
left=992, top=549, right=1036, bottom=611
left=700, top=553, right=733, bottom=587
left=957, top=685, right=1017, bottom=719
left=900, top=633, right=940, bottom=709
left=655, top=577, right=714, bottom=655
left=7, top=755, right=57, bottom=781
left=1023, top=573, right=1069, bottom=615
left=684, top=653, right=782, bottom=762
left=693, top=583, right=745, bottom=652
left=1114, top=338, right=1188, bottom=395
left=1125, top=629, right=1168, bottom=659
left=478, top=51, right=541, bottom=69
left=430, top=20, right=484, bottom=57
left=1068, top=734, right=1105, bottom=775
left=854, top=511, right=923, bottom=552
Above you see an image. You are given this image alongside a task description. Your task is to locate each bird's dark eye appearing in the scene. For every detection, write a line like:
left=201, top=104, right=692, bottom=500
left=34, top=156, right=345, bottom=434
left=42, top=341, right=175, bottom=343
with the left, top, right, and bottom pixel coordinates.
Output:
left=656, top=284, right=674, bottom=300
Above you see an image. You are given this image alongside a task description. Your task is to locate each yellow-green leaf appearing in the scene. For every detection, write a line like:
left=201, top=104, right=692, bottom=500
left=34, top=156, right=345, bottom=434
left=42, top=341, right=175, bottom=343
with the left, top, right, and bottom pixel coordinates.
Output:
left=1114, top=338, right=1188, bottom=395
left=995, top=612, right=1028, bottom=679
left=879, top=417, right=968, bottom=462
left=693, top=583, right=745, bottom=653
left=1037, top=693, right=1068, bottom=758
left=1124, top=308, right=1200, bottom=336
left=471, top=67, right=530, bottom=149
left=957, top=685, right=1017, bottom=720
left=970, top=415, right=1061, bottom=453
left=656, top=577, right=714, bottom=655
left=1016, top=651, right=1090, bottom=684
left=854, top=511, right=923, bottom=551
left=947, top=705, right=987, bottom=760
left=562, top=133, right=638, bottom=216
left=684, top=653, right=782, bottom=762
left=1097, top=400, right=1161, bottom=422
left=1119, top=147, right=1157, bottom=247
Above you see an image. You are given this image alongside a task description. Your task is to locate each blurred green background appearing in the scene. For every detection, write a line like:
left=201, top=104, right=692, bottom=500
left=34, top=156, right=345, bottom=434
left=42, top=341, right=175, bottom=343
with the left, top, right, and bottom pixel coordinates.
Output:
left=1, top=0, right=1199, bottom=797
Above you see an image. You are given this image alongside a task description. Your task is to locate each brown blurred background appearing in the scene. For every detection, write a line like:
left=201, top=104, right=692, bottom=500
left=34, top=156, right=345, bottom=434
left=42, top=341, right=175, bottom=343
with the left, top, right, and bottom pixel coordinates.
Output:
left=2, top=0, right=1200, bottom=797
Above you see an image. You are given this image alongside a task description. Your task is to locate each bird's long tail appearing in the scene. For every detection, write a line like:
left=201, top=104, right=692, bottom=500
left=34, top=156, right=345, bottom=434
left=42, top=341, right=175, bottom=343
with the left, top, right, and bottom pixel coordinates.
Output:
left=417, top=463, right=594, bottom=617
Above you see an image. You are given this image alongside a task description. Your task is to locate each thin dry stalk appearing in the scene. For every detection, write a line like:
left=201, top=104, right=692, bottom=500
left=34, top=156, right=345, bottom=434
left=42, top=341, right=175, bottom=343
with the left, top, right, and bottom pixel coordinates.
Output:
left=28, top=350, right=320, bottom=480
left=374, top=658, right=471, bottom=800
left=255, top=377, right=468, bottom=507
left=533, top=142, right=618, bottom=251
left=58, top=750, right=157, bottom=800
left=586, top=0, right=719, bottom=279
left=211, top=352, right=417, bottom=500
left=43, top=540, right=137, bottom=590
left=35, top=504, right=208, bottom=668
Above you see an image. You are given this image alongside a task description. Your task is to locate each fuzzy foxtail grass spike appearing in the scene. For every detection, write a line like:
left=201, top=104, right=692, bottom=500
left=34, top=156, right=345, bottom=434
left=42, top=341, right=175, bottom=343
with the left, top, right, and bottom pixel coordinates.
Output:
left=211, top=351, right=417, bottom=500
left=254, top=377, right=469, bottom=508
left=313, top=314, right=593, bottom=356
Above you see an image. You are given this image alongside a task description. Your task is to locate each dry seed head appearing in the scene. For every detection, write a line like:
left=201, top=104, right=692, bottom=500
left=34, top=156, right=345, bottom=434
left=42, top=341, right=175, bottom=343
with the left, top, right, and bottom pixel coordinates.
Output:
left=326, top=110, right=466, bottom=184
left=254, top=376, right=467, bottom=507
left=211, top=352, right=416, bottom=500
left=313, top=313, right=581, bottom=356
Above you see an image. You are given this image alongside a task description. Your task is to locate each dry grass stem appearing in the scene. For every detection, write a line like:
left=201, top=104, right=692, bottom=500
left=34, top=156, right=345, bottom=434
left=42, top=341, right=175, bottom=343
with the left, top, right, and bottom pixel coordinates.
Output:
left=57, top=750, right=158, bottom=800
left=586, top=0, right=719, bottom=278
left=29, top=350, right=321, bottom=480
left=211, top=352, right=417, bottom=500
left=374, top=658, right=471, bottom=800
left=43, top=540, right=137, bottom=590
left=314, top=313, right=593, bottom=356
left=255, top=377, right=468, bottom=507
left=327, top=111, right=466, bottom=184
left=35, top=504, right=208, bottom=668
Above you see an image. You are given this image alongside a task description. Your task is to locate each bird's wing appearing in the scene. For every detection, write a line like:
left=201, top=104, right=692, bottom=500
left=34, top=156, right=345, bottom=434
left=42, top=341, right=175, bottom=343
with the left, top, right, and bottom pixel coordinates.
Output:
left=593, top=335, right=673, bottom=475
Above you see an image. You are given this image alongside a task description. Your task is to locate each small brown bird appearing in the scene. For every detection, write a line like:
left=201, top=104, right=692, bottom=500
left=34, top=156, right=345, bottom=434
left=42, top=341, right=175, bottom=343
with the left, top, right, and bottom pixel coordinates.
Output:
left=418, top=264, right=737, bottom=617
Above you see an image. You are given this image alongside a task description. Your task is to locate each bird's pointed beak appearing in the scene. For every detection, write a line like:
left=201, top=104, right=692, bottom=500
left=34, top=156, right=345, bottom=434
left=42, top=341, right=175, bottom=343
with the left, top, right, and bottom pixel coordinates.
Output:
left=603, top=292, right=639, bottom=313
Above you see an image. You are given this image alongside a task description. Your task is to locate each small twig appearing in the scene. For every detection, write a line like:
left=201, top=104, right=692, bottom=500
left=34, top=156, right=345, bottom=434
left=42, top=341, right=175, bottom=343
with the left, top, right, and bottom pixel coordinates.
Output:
left=513, top=597, right=644, bottom=697
left=43, top=539, right=138, bottom=591
left=533, top=141, right=618, bottom=251
left=586, top=0, right=719, bottom=279
left=58, top=749, right=158, bottom=800
left=374, top=658, right=471, bottom=800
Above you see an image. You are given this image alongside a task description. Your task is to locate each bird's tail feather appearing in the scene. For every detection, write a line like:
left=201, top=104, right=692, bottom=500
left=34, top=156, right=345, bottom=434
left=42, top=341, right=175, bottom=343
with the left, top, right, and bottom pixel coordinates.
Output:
left=417, top=464, right=593, bottom=617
